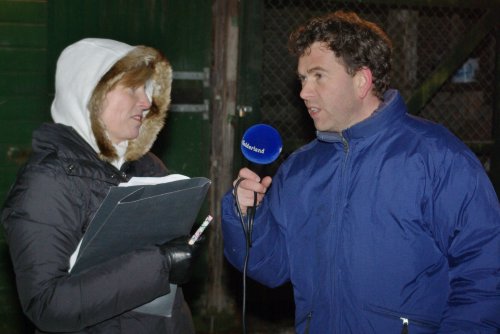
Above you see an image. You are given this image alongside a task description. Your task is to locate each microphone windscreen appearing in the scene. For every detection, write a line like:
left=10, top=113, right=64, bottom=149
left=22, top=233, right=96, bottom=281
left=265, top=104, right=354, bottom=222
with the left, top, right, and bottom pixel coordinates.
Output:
left=241, top=124, right=282, bottom=165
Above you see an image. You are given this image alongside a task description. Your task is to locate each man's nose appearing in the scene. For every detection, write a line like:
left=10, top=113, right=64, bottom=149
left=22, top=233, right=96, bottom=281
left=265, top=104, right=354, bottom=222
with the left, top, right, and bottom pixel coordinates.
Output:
left=299, top=80, right=313, bottom=100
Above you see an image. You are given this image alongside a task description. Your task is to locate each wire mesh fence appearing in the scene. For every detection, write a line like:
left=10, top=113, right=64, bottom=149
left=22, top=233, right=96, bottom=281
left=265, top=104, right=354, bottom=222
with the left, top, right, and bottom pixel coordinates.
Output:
left=259, top=0, right=496, bottom=170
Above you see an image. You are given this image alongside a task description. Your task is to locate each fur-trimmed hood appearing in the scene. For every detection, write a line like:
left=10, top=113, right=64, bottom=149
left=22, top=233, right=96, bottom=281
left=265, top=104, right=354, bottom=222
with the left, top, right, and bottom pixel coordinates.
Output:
left=51, top=38, right=172, bottom=167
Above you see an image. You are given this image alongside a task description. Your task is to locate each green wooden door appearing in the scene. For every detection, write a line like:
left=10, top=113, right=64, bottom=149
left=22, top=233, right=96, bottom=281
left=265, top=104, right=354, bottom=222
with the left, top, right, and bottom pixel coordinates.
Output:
left=0, top=1, right=211, bottom=332
left=0, top=1, right=49, bottom=332
left=48, top=0, right=212, bottom=178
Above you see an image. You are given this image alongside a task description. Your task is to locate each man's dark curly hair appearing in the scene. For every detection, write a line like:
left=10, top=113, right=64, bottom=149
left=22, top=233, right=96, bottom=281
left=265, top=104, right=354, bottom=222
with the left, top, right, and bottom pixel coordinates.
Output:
left=288, top=11, right=392, bottom=98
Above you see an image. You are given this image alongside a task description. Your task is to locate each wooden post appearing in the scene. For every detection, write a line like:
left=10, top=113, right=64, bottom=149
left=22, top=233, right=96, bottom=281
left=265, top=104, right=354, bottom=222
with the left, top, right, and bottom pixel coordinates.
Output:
left=206, top=0, right=239, bottom=319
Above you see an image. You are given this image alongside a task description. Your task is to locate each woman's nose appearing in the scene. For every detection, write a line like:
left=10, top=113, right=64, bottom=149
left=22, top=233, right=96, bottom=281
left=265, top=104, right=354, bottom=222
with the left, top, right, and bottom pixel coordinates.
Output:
left=137, top=87, right=152, bottom=109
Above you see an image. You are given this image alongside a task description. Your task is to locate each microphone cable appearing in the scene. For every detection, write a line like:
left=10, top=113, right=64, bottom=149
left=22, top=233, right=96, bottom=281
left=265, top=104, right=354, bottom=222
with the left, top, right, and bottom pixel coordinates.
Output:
left=233, top=177, right=257, bottom=334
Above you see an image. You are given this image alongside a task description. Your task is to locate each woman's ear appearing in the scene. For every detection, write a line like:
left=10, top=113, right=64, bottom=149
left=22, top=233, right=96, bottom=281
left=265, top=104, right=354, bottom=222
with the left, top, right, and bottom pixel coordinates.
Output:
left=354, top=67, right=373, bottom=99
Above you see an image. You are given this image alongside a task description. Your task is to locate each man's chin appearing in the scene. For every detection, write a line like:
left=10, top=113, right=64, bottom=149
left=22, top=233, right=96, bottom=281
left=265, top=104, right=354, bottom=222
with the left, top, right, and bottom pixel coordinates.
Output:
left=315, top=125, right=339, bottom=133
left=313, top=123, right=329, bottom=132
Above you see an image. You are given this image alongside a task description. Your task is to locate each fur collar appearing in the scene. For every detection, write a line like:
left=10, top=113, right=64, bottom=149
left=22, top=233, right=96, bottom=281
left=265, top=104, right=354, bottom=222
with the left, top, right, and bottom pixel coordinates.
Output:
left=51, top=39, right=172, bottom=165
left=89, top=46, right=172, bottom=163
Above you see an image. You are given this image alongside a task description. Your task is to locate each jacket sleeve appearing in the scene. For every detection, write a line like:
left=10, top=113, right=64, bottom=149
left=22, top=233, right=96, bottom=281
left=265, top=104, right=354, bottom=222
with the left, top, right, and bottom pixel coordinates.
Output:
left=1, top=165, right=172, bottom=332
left=431, top=151, right=500, bottom=333
left=221, top=170, right=290, bottom=288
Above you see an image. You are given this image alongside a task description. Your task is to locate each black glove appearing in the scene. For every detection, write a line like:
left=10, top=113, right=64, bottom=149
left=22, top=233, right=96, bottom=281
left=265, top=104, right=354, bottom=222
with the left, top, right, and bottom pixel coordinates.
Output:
left=159, top=235, right=202, bottom=285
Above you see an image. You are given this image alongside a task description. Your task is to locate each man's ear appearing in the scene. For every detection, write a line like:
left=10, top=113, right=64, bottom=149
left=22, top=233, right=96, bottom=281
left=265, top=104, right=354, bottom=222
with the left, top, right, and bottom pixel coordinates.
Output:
left=354, top=67, right=373, bottom=99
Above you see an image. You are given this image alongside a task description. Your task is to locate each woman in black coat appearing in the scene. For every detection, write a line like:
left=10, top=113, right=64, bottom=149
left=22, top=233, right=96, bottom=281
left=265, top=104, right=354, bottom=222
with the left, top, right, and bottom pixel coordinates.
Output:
left=1, top=38, right=198, bottom=333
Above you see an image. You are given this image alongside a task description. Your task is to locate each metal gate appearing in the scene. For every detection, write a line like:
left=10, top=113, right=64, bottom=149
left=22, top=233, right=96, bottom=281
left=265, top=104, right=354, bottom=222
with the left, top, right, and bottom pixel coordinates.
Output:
left=242, top=0, right=498, bottom=172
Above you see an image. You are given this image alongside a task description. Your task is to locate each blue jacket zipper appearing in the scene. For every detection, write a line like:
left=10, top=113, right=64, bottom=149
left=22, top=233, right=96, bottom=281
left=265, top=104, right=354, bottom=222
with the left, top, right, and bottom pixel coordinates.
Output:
left=332, top=134, right=350, bottom=332
left=304, top=312, right=312, bottom=334
left=400, top=317, right=409, bottom=334
left=366, top=304, right=440, bottom=330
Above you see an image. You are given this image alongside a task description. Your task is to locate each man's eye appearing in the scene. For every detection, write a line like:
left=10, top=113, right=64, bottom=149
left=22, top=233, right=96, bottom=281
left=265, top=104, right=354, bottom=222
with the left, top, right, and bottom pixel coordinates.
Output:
left=314, top=73, right=322, bottom=80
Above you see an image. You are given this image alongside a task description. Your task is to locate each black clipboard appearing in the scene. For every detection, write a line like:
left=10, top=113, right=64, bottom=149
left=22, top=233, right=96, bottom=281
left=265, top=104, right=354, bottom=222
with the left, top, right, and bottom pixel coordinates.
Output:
left=69, top=176, right=211, bottom=317
left=71, top=176, right=211, bottom=274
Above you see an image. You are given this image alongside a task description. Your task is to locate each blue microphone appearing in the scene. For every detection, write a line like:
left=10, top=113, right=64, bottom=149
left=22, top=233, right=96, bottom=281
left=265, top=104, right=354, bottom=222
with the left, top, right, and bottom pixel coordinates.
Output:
left=237, top=124, right=283, bottom=334
left=240, top=124, right=282, bottom=165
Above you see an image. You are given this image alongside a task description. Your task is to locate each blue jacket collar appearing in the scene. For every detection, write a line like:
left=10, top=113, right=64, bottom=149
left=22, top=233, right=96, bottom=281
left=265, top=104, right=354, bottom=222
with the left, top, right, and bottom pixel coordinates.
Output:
left=316, top=89, right=406, bottom=143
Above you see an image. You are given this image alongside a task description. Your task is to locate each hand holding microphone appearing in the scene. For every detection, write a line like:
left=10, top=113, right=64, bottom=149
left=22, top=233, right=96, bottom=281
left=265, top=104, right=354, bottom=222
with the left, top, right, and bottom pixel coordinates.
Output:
left=233, top=168, right=272, bottom=215
left=233, top=124, right=282, bottom=334
left=233, top=124, right=282, bottom=215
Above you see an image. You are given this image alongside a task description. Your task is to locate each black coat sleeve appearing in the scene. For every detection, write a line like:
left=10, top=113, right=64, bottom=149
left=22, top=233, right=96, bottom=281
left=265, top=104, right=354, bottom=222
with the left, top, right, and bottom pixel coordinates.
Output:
left=1, top=161, right=172, bottom=332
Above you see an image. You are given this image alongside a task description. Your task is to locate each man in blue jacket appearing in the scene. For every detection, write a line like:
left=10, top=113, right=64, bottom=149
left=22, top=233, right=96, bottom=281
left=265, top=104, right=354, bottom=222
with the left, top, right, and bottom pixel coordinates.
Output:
left=221, top=11, right=500, bottom=333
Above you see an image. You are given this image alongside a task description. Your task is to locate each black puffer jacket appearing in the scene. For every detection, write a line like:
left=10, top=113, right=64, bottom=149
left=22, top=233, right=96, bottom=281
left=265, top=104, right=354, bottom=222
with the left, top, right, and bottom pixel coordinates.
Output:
left=1, top=123, right=195, bottom=333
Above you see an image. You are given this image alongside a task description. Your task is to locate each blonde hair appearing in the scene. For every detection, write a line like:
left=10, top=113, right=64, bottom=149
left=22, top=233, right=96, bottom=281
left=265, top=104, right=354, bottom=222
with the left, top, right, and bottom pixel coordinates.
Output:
left=87, top=46, right=170, bottom=161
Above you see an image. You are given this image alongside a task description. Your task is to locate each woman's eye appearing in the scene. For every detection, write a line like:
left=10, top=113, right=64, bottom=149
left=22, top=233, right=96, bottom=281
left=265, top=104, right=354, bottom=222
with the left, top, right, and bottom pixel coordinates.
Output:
left=135, top=85, right=147, bottom=93
left=123, top=87, right=134, bottom=94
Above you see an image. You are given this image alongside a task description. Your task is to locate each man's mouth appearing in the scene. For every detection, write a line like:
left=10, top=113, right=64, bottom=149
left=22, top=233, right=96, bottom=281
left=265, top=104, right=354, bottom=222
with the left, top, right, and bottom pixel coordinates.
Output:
left=307, top=105, right=321, bottom=117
